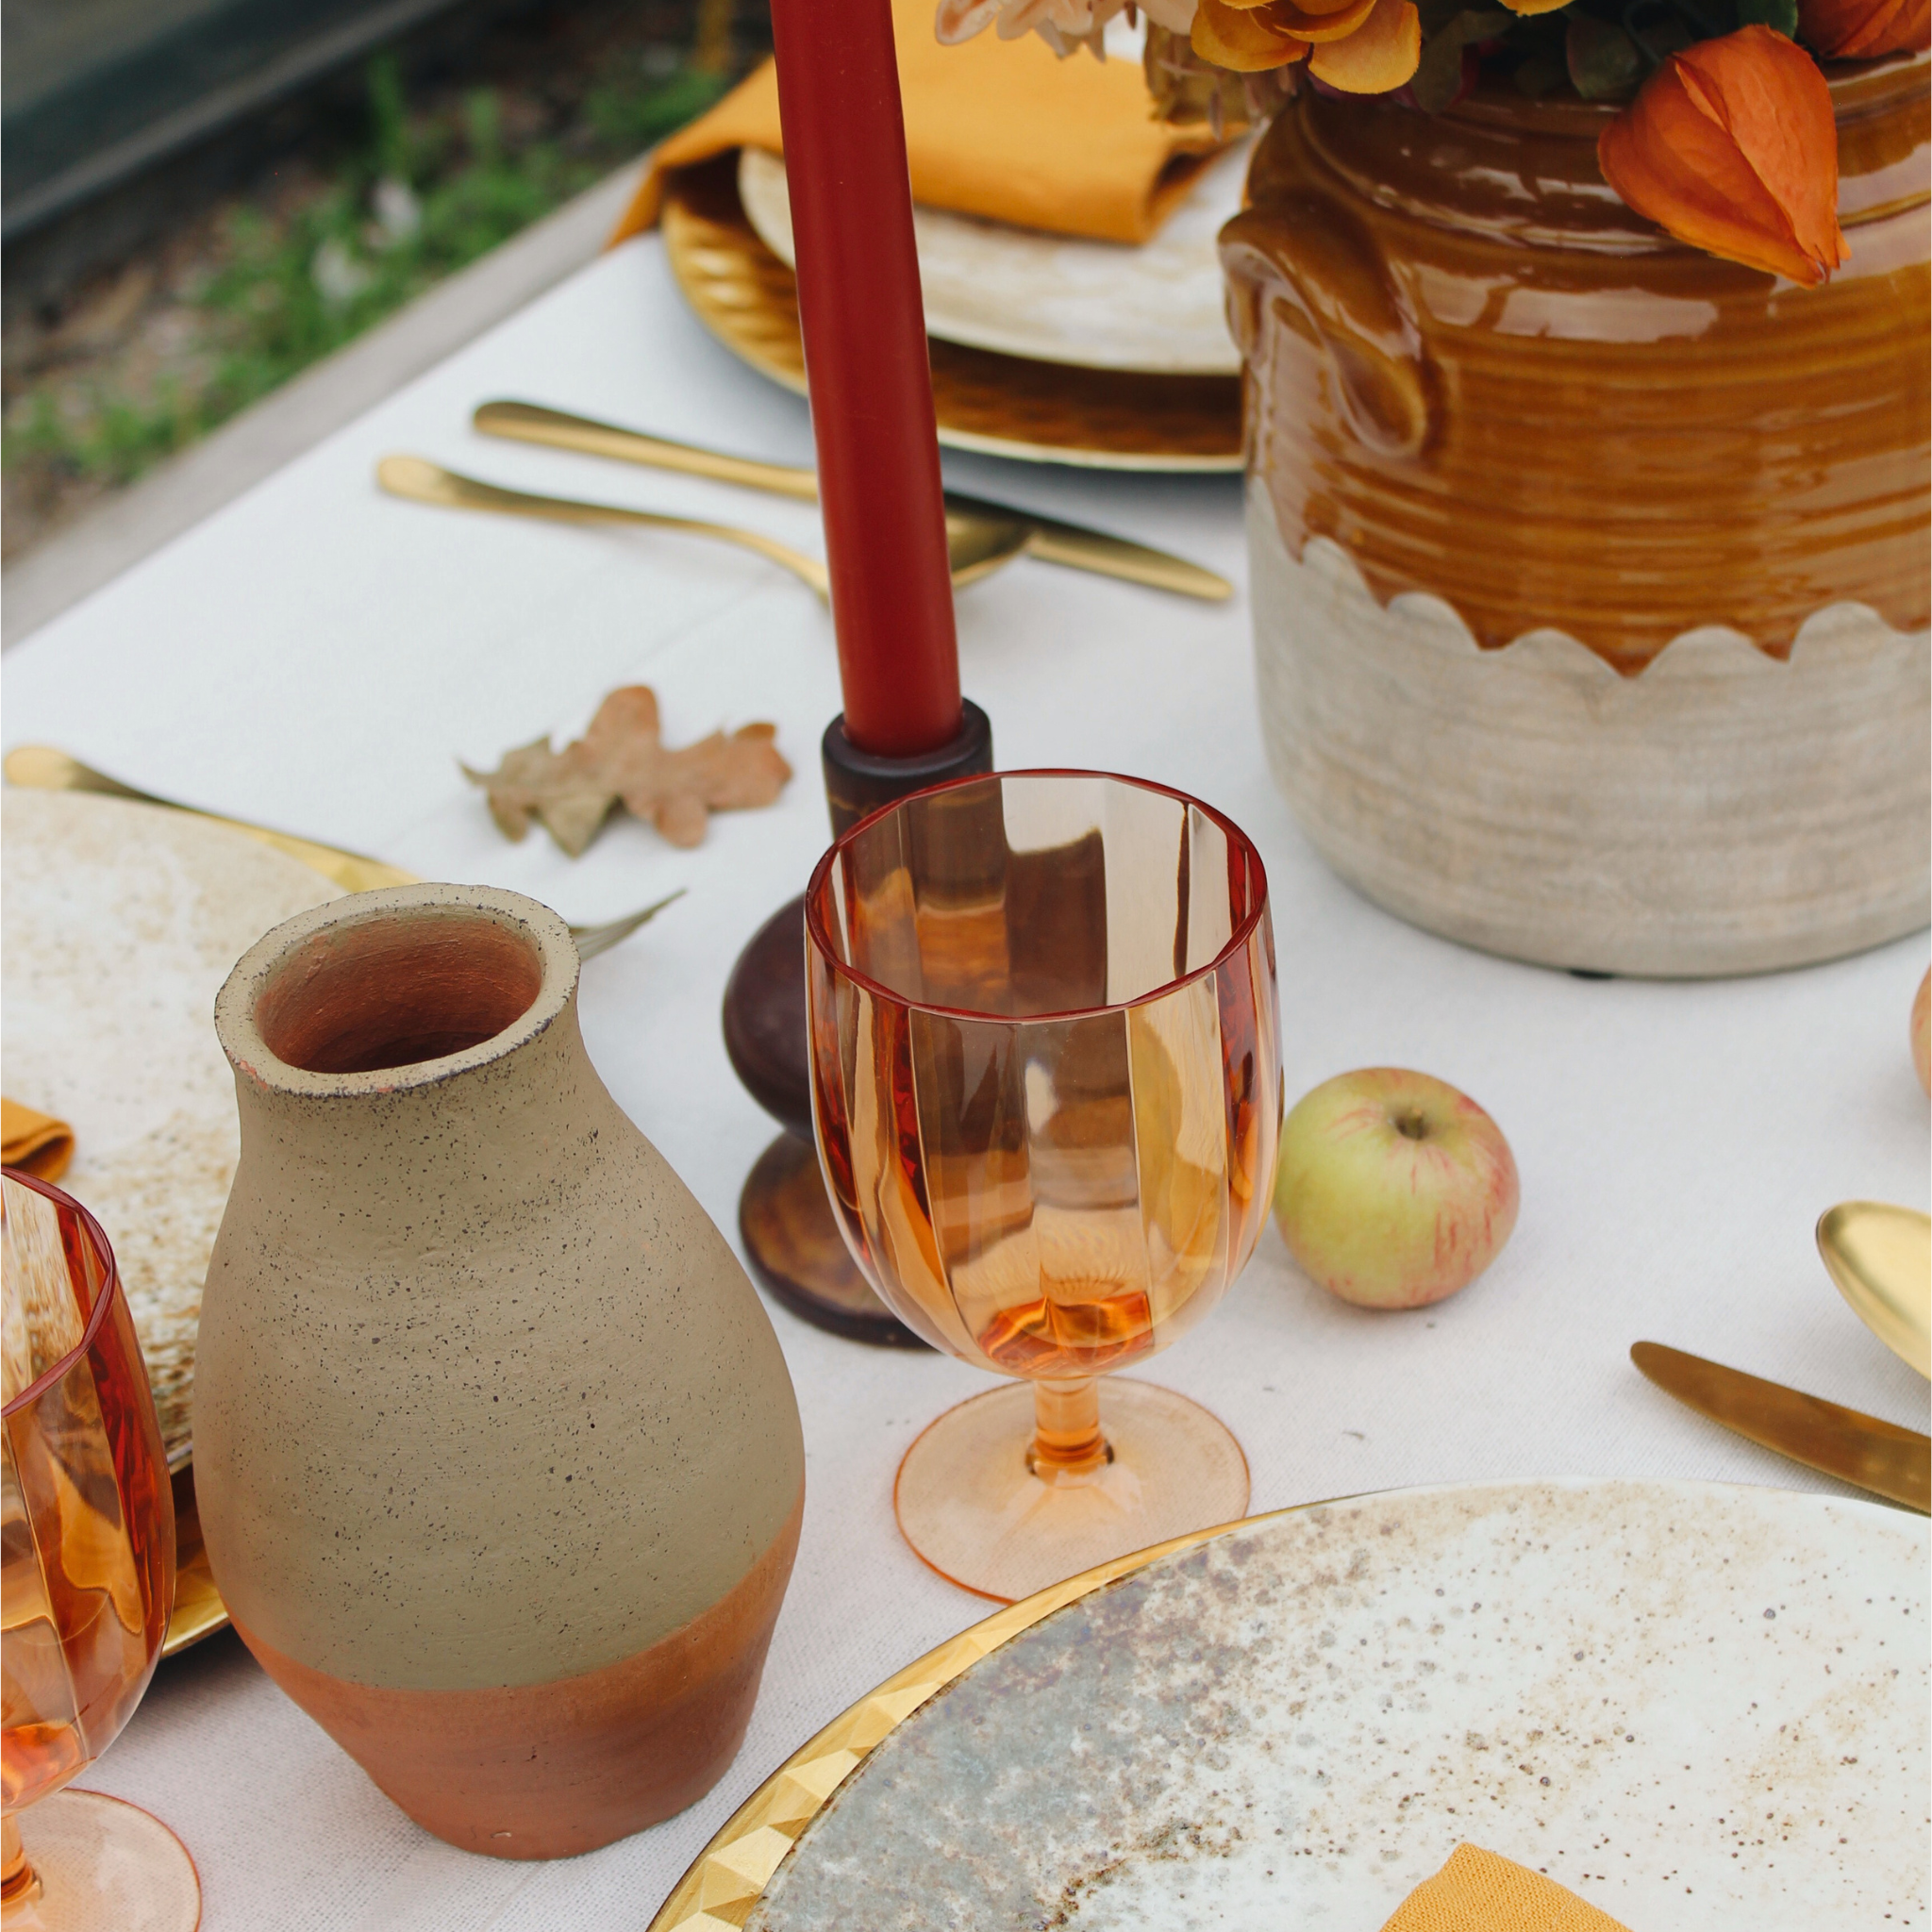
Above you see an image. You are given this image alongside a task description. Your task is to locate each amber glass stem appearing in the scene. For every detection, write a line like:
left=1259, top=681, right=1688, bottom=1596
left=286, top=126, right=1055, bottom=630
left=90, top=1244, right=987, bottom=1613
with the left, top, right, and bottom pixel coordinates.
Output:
left=2, top=1814, right=38, bottom=1906
left=1028, top=1378, right=1113, bottom=1483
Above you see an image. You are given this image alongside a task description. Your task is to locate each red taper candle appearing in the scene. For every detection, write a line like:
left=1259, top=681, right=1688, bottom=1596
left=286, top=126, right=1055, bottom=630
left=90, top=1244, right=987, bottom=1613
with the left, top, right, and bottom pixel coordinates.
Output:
left=768, top=0, right=962, bottom=758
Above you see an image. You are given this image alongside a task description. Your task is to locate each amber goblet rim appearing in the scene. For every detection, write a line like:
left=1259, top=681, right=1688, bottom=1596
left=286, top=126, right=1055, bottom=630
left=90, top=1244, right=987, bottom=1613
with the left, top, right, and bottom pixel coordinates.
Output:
left=804, top=768, right=1270, bottom=1026
left=1, top=1165, right=122, bottom=1419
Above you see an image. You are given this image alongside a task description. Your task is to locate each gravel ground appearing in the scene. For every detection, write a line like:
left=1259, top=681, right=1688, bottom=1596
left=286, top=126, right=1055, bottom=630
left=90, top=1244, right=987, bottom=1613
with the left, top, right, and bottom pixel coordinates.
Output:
left=1, top=0, right=766, bottom=563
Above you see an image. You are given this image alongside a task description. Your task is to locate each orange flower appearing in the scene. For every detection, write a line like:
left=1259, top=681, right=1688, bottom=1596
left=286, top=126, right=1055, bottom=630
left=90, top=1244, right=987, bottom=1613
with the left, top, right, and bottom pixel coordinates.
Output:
left=1598, top=25, right=1848, bottom=287
left=1191, top=0, right=1419, bottom=87
left=1799, top=0, right=1929, bottom=56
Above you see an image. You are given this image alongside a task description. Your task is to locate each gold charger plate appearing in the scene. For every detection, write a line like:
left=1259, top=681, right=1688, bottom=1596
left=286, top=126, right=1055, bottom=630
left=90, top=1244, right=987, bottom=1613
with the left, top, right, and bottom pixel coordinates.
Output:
left=163, top=1464, right=225, bottom=1657
left=660, top=158, right=1243, bottom=474
left=3, top=787, right=353, bottom=1660
left=647, top=1479, right=1926, bottom=1930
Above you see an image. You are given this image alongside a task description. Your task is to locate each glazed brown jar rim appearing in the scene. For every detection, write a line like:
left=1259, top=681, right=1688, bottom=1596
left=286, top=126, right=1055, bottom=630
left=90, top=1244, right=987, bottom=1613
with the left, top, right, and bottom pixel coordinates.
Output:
left=1439, top=48, right=1922, bottom=136
left=1283, top=48, right=1928, bottom=253
left=216, top=884, right=577, bottom=1100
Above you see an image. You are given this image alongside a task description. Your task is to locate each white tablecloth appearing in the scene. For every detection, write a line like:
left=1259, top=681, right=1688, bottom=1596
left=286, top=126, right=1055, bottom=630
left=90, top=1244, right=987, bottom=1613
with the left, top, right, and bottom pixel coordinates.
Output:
left=4, top=231, right=1926, bottom=1931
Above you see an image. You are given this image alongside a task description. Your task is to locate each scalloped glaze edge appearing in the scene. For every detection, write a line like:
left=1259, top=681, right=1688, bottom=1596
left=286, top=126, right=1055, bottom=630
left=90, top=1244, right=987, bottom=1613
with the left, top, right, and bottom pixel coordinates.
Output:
left=1249, top=479, right=1931, bottom=977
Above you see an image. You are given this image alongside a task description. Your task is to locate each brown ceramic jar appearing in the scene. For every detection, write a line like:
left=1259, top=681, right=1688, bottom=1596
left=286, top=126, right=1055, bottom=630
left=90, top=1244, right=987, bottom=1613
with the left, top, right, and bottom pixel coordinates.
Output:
left=1222, top=56, right=1930, bottom=975
left=194, top=885, right=805, bottom=1858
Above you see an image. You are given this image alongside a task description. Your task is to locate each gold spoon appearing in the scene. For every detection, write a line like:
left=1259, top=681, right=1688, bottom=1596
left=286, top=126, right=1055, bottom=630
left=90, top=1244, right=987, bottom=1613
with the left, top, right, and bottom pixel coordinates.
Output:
left=377, top=456, right=834, bottom=600
left=377, top=456, right=1032, bottom=595
left=3, top=746, right=680, bottom=961
left=472, top=399, right=1229, bottom=601
left=1818, top=1202, right=1931, bottom=1378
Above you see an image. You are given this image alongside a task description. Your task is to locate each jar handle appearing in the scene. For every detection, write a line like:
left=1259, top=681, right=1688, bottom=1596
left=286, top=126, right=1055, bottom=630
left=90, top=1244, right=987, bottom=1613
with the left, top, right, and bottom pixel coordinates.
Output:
left=1220, top=193, right=1434, bottom=459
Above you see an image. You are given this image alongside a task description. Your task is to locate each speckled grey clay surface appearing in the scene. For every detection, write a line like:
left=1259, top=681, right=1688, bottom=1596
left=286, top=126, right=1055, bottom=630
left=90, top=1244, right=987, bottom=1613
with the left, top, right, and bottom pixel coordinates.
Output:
left=194, top=884, right=805, bottom=1691
left=747, top=1479, right=1926, bottom=1930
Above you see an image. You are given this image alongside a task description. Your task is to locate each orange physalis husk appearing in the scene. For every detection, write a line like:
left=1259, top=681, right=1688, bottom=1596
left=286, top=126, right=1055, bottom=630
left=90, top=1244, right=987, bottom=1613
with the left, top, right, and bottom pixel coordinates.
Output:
left=1799, top=0, right=1929, bottom=55
left=1598, top=25, right=1848, bottom=287
left=1307, top=0, right=1422, bottom=88
left=1192, top=0, right=1309, bottom=66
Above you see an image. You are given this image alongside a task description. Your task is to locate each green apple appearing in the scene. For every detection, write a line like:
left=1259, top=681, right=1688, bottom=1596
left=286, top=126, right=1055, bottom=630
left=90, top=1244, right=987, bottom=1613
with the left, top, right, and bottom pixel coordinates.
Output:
left=1273, top=1067, right=1520, bottom=1308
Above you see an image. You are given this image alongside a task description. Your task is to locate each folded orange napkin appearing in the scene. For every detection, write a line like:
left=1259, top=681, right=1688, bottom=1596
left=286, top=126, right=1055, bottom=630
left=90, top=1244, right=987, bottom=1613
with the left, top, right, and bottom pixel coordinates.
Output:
left=610, top=0, right=1224, bottom=247
left=1382, top=1845, right=1632, bottom=1932
left=2, top=1099, right=74, bottom=1183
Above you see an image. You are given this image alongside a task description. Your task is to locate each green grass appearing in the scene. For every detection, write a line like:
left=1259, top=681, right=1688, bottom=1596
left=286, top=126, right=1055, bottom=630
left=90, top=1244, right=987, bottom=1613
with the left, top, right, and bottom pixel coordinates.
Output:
left=5, top=52, right=733, bottom=498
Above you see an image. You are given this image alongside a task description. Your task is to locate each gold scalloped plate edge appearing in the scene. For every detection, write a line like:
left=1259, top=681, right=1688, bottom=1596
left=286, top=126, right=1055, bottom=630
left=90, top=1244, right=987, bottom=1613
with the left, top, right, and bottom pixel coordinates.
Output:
left=644, top=1478, right=1922, bottom=1930
left=645, top=1504, right=1283, bottom=1931
left=163, top=1462, right=229, bottom=1657
left=659, top=158, right=1244, bottom=476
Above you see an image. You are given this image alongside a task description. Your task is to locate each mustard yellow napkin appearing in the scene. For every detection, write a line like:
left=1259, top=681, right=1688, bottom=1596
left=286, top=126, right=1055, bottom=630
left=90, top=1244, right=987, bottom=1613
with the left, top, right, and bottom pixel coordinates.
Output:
left=610, top=0, right=1224, bottom=246
left=1382, top=1845, right=1632, bottom=1932
left=2, top=1099, right=74, bottom=1183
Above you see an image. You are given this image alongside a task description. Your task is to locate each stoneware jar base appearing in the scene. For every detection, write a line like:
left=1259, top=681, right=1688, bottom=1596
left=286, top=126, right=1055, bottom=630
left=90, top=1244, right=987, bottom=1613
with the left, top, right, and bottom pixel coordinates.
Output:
left=1250, top=488, right=1931, bottom=977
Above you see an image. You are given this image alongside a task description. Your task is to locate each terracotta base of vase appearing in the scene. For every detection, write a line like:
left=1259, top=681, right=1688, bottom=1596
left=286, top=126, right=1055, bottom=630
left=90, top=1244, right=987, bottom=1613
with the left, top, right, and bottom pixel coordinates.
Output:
left=233, top=1491, right=802, bottom=1859
left=741, top=1134, right=930, bottom=1349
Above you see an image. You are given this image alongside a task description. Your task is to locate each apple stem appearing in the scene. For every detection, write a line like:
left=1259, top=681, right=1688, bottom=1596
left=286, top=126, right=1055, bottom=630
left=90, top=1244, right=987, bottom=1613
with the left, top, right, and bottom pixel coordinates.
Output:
left=1393, top=1108, right=1430, bottom=1141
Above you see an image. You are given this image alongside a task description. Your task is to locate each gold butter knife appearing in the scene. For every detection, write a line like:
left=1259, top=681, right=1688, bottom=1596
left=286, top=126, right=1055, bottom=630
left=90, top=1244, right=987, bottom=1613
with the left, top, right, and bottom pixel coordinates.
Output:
left=3, top=746, right=681, bottom=962
left=4, top=744, right=414, bottom=894
left=473, top=400, right=1235, bottom=604
left=1631, top=1340, right=1929, bottom=1512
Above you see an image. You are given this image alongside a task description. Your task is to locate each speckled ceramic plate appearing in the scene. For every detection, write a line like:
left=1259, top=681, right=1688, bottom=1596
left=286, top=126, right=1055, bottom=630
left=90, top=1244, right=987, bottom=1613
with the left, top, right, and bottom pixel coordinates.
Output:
left=737, top=143, right=1249, bottom=377
left=1, top=788, right=341, bottom=1468
left=661, top=158, right=1243, bottom=474
left=651, top=1478, right=1927, bottom=1931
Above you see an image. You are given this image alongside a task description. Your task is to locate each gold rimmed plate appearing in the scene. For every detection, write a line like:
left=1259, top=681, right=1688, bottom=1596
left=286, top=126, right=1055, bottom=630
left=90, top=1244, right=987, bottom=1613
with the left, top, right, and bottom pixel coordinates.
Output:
left=659, top=158, right=1244, bottom=474
left=163, top=1465, right=226, bottom=1657
left=649, top=1478, right=1925, bottom=1931
left=3, top=789, right=350, bottom=1657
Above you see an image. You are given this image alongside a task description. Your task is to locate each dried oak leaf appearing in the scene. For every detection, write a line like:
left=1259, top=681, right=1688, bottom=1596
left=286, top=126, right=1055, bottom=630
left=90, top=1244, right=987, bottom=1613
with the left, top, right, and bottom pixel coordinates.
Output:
left=461, top=685, right=791, bottom=856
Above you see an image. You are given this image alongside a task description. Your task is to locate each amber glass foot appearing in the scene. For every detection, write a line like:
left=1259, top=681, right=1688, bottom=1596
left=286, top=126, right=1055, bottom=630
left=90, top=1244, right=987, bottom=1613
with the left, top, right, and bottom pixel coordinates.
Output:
left=739, top=1135, right=929, bottom=1348
left=894, top=1377, right=1250, bottom=1604
left=1, top=1791, right=200, bottom=1932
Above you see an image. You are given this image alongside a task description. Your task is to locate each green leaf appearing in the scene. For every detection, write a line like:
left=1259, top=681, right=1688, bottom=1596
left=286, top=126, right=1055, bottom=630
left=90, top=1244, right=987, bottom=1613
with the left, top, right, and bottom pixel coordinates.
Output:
left=1734, top=0, right=1799, bottom=32
left=1412, top=8, right=1517, bottom=110
left=1622, top=0, right=1695, bottom=58
left=1513, top=45, right=1570, bottom=94
left=1566, top=12, right=1644, bottom=95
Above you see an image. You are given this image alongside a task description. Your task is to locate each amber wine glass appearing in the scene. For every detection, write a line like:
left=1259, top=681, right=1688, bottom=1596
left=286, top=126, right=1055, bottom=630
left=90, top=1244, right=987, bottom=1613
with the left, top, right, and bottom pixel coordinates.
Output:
left=2, top=1170, right=199, bottom=1931
left=806, top=772, right=1280, bottom=1601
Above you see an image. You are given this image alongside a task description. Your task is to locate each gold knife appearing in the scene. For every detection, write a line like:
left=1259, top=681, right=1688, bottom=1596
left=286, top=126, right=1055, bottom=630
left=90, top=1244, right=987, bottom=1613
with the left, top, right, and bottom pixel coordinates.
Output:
left=2, top=744, right=415, bottom=894
left=473, top=400, right=1234, bottom=603
left=3, top=745, right=682, bottom=961
left=1631, top=1341, right=1929, bottom=1513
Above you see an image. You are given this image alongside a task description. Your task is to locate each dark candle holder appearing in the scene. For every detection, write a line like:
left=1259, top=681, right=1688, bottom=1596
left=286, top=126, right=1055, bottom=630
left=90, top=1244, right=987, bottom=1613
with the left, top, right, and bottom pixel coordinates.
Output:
left=723, top=700, right=993, bottom=1344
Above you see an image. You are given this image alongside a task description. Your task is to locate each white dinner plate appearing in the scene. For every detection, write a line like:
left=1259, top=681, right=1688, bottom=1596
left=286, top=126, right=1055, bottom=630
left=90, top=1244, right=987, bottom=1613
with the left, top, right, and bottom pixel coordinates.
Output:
left=737, top=142, right=1250, bottom=376
left=1, top=790, right=340, bottom=1463
left=654, top=1476, right=1927, bottom=1931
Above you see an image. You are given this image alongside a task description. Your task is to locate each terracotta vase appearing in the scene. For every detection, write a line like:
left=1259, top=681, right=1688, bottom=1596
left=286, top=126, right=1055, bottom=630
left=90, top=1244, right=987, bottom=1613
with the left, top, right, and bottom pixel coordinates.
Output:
left=1222, top=55, right=1930, bottom=976
left=193, top=885, right=805, bottom=1859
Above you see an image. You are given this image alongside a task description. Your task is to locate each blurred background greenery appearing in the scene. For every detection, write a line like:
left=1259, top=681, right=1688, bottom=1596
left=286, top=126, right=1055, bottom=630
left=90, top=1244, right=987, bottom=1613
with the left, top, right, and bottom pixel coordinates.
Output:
left=3, top=0, right=767, bottom=559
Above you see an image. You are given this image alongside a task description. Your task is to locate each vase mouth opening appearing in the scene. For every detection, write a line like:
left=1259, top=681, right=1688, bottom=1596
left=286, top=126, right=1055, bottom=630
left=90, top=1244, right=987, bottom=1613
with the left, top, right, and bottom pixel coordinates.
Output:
left=220, top=886, right=575, bottom=1093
